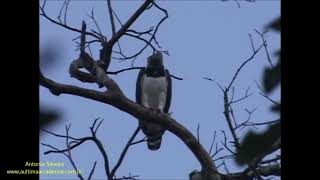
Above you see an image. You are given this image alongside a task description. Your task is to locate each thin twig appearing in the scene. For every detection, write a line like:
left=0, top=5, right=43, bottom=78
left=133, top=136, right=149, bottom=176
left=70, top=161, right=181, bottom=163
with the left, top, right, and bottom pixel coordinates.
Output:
left=88, top=161, right=97, bottom=180
left=107, top=67, right=143, bottom=75
left=255, top=29, right=274, bottom=67
left=40, top=128, right=81, bottom=141
left=226, top=39, right=266, bottom=91
left=260, top=156, right=281, bottom=165
left=65, top=124, right=85, bottom=180
left=112, top=8, right=123, bottom=27
left=40, top=3, right=102, bottom=41
left=256, top=81, right=280, bottom=105
left=170, top=74, right=183, bottom=80
left=106, top=0, right=153, bottom=48
left=57, top=0, right=67, bottom=23
left=130, top=137, right=147, bottom=146
left=88, top=9, right=106, bottom=42
left=107, top=0, right=116, bottom=36
left=197, top=123, right=200, bottom=144
left=43, top=137, right=93, bottom=155
left=203, top=77, right=224, bottom=91
left=209, top=131, right=217, bottom=155
left=64, top=0, right=70, bottom=25
left=110, top=126, right=140, bottom=177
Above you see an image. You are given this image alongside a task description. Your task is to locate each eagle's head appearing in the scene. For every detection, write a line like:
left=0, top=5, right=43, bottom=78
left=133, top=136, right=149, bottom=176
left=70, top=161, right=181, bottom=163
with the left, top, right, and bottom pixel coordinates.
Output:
left=147, top=51, right=164, bottom=69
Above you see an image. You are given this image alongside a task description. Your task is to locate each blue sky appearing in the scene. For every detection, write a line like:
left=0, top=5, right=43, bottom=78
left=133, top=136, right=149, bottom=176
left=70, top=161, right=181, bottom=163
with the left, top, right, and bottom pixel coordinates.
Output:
left=40, top=0, right=280, bottom=179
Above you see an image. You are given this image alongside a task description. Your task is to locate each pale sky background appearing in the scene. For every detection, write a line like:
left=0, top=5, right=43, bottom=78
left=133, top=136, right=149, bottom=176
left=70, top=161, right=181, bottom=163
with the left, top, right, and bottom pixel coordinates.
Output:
left=40, top=0, right=280, bottom=179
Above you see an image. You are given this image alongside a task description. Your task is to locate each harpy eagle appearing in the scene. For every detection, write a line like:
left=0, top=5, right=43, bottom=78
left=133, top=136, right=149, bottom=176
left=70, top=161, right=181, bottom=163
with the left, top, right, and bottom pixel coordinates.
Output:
left=136, top=52, right=172, bottom=150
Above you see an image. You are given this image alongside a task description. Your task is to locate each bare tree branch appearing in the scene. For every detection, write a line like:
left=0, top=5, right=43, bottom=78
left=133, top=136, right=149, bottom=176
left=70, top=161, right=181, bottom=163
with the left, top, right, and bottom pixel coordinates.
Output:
left=229, top=87, right=253, bottom=105
left=107, top=0, right=116, bottom=36
left=57, top=0, right=67, bottom=24
left=226, top=39, right=265, bottom=91
left=88, top=161, right=97, bottom=180
left=220, top=130, right=235, bottom=155
left=260, top=156, right=281, bottom=165
left=255, top=81, right=280, bottom=105
left=170, top=74, right=183, bottom=80
left=254, top=29, right=274, bottom=67
left=42, top=119, right=112, bottom=179
left=209, top=131, right=217, bottom=156
left=106, top=0, right=154, bottom=48
left=222, top=164, right=280, bottom=180
left=110, top=126, right=141, bottom=178
left=221, top=0, right=256, bottom=8
left=40, top=128, right=81, bottom=141
left=112, top=8, right=123, bottom=27
left=216, top=36, right=269, bottom=180
left=106, top=66, right=183, bottom=80
left=65, top=125, right=85, bottom=180
left=238, top=119, right=279, bottom=130
left=203, top=77, right=224, bottom=91
left=43, top=137, right=93, bottom=155
left=114, top=1, right=169, bottom=61
left=40, top=68, right=221, bottom=179
left=88, top=9, right=107, bottom=42
left=127, top=27, right=153, bottom=36
left=40, top=2, right=103, bottom=41
left=130, top=137, right=147, bottom=146
left=65, top=0, right=71, bottom=24
left=213, top=155, right=234, bottom=162
left=39, top=1, right=281, bottom=179
left=197, top=123, right=200, bottom=144
left=234, top=108, right=257, bottom=131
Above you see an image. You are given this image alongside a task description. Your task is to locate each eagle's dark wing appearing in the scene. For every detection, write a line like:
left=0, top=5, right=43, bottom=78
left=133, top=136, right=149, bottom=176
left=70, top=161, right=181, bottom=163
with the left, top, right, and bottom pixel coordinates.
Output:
left=164, top=69, right=172, bottom=113
left=136, top=68, right=146, bottom=104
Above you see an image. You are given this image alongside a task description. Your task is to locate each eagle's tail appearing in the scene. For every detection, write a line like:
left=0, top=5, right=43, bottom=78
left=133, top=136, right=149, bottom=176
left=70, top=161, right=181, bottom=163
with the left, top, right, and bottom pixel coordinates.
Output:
left=147, top=134, right=162, bottom=151
left=139, top=120, right=164, bottom=151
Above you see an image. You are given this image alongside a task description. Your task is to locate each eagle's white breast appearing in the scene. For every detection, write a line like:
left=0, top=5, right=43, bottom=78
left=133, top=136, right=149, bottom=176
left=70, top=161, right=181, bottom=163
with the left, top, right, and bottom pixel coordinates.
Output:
left=141, top=75, right=167, bottom=111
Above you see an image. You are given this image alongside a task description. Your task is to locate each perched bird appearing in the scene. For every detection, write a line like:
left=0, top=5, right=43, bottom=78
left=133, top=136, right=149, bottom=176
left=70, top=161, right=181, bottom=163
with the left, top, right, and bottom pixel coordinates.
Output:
left=189, top=170, right=202, bottom=180
left=136, top=52, right=172, bottom=150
